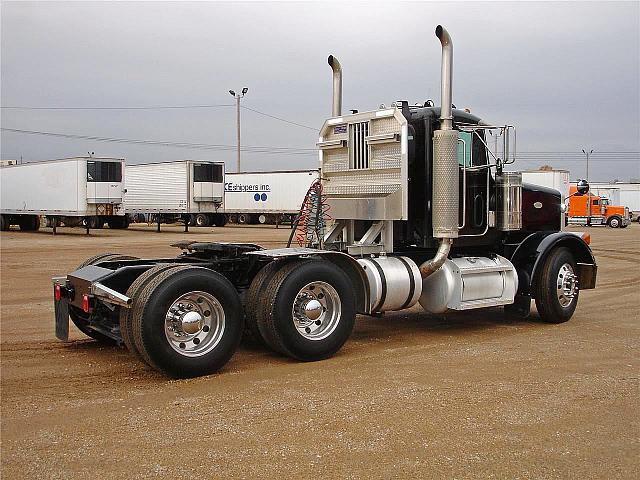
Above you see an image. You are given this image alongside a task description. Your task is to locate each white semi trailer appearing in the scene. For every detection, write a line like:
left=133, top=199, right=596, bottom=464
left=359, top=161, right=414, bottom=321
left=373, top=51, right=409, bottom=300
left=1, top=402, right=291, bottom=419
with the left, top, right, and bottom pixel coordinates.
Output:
left=0, top=157, right=127, bottom=232
left=224, top=169, right=319, bottom=224
left=125, top=160, right=225, bottom=230
left=521, top=169, right=570, bottom=201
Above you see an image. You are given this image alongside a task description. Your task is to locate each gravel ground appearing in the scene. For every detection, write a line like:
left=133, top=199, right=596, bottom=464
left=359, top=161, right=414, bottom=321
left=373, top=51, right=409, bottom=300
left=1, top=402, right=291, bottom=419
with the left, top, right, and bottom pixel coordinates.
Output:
left=1, top=223, right=638, bottom=479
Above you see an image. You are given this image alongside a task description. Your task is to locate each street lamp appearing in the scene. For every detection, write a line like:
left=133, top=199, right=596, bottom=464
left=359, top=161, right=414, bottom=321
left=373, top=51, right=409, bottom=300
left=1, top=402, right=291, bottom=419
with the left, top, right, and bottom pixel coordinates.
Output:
left=229, top=88, right=248, bottom=172
left=582, top=148, right=594, bottom=225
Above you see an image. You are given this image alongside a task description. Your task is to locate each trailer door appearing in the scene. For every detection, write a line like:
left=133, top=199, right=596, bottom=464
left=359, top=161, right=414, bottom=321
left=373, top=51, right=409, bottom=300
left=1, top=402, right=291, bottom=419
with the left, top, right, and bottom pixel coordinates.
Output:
left=87, top=160, right=123, bottom=204
left=192, top=163, right=224, bottom=204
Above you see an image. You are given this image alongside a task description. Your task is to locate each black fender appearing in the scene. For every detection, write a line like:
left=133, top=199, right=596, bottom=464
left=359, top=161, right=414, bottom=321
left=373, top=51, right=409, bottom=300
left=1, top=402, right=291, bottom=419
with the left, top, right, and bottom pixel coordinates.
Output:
left=509, top=231, right=597, bottom=298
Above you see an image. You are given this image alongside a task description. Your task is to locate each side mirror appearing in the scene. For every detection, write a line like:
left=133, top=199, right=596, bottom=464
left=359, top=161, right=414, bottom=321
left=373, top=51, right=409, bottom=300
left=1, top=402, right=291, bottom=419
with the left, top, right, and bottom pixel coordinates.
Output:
left=576, top=179, right=589, bottom=196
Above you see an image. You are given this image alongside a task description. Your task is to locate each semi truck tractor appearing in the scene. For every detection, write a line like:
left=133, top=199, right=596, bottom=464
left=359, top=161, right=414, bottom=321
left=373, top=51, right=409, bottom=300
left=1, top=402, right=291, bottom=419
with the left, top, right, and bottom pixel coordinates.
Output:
left=52, top=26, right=597, bottom=378
left=567, top=185, right=631, bottom=228
left=125, top=160, right=225, bottom=230
left=224, top=170, right=319, bottom=225
left=1, top=157, right=127, bottom=232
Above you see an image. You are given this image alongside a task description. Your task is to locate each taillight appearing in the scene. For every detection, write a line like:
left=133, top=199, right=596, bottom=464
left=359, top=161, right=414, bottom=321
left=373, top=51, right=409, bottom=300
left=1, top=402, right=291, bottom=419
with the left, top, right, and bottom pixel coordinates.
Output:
left=82, top=294, right=90, bottom=313
left=54, top=284, right=62, bottom=301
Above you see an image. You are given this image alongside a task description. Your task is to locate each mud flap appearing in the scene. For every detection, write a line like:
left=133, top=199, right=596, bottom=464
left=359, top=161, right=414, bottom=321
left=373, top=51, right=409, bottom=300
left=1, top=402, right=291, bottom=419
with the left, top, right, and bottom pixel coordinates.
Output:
left=54, top=295, right=70, bottom=341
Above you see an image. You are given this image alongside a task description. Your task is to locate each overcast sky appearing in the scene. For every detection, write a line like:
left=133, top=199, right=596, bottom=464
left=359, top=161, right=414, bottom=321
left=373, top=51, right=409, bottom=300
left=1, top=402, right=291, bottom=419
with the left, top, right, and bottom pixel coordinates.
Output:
left=1, top=1, right=639, bottom=181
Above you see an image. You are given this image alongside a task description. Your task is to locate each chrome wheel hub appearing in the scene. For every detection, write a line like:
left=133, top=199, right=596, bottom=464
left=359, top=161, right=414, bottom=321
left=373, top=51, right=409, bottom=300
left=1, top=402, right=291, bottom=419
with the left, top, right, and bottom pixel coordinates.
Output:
left=556, top=263, right=578, bottom=308
left=164, top=291, right=225, bottom=357
left=292, top=281, right=341, bottom=341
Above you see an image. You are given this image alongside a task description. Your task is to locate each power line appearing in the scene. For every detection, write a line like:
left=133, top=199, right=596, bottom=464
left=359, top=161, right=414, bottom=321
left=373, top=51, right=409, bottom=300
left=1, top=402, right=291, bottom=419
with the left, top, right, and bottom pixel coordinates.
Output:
left=0, top=127, right=317, bottom=156
left=0, top=104, right=235, bottom=110
left=240, top=106, right=317, bottom=131
left=1, top=102, right=319, bottom=131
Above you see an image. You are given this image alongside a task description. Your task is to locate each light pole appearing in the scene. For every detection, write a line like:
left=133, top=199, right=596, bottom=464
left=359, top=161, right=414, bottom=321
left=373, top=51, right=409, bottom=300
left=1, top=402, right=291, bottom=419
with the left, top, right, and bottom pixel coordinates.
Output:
left=229, top=87, right=248, bottom=173
left=582, top=148, right=593, bottom=225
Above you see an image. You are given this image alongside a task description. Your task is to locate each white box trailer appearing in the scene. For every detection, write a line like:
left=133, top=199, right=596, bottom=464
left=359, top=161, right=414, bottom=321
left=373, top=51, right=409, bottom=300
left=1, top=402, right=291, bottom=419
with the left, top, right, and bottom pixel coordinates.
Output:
left=521, top=169, right=570, bottom=201
left=125, top=160, right=225, bottom=228
left=0, top=157, right=126, bottom=232
left=224, top=169, right=319, bottom=224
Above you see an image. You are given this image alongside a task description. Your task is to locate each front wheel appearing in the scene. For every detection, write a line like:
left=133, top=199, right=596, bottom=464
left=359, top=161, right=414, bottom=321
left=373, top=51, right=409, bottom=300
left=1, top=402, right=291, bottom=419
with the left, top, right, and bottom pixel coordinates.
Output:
left=607, top=216, right=621, bottom=228
left=256, top=260, right=356, bottom=361
left=131, top=266, right=243, bottom=378
left=534, top=247, right=579, bottom=323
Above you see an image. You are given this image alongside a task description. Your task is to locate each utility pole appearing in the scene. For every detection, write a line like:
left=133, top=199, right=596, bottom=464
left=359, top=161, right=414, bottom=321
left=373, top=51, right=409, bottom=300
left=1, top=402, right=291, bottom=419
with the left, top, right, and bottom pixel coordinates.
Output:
left=582, top=148, right=593, bottom=226
left=229, top=87, right=248, bottom=173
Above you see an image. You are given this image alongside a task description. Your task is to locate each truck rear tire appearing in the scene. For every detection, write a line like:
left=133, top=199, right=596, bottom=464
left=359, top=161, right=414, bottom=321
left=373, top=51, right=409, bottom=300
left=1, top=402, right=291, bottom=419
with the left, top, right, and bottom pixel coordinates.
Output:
left=119, top=263, right=181, bottom=359
left=534, top=247, right=579, bottom=323
left=607, top=216, right=621, bottom=228
left=131, top=266, right=243, bottom=378
left=244, top=260, right=284, bottom=345
left=256, top=260, right=356, bottom=361
left=69, top=254, right=139, bottom=343
left=1, top=215, right=8, bottom=231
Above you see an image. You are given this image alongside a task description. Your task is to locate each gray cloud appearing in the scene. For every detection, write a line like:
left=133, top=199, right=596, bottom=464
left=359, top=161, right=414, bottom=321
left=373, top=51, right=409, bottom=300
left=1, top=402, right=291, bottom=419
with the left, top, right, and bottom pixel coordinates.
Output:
left=2, top=1, right=639, bottom=181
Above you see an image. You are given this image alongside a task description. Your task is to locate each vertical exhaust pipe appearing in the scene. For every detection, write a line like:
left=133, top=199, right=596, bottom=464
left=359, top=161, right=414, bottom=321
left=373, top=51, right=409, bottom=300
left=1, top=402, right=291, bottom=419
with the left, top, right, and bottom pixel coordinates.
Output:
left=328, top=55, right=342, bottom=117
left=420, top=25, right=459, bottom=279
left=435, top=25, right=453, bottom=130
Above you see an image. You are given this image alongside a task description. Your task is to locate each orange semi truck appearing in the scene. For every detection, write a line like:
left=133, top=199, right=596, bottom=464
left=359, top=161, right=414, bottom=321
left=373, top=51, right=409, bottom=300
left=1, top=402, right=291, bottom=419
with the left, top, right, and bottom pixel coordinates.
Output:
left=567, top=185, right=631, bottom=228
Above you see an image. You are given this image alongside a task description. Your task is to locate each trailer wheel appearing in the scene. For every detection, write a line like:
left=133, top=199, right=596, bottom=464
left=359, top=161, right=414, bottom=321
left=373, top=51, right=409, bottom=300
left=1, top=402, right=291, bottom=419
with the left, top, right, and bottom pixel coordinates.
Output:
left=69, top=254, right=139, bottom=343
left=237, top=214, right=249, bottom=224
left=131, top=266, right=243, bottom=378
left=257, top=260, right=356, bottom=361
left=212, top=214, right=228, bottom=227
left=607, top=216, right=621, bottom=228
left=119, top=263, right=181, bottom=359
left=244, top=260, right=285, bottom=344
left=18, top=215, right=40, bottom=231
left=107, top=216, right=129, bottom=229
left=0, top=215, right=6, bottom=231
left=194, top=214, right=210, bottom=227
left=533, top=247, right=579, bottom=323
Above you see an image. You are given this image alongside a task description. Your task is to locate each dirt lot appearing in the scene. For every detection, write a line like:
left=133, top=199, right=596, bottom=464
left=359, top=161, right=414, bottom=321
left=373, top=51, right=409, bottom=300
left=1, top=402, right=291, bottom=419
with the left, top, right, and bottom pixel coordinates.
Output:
left=1, top=223, right=638, bottom=479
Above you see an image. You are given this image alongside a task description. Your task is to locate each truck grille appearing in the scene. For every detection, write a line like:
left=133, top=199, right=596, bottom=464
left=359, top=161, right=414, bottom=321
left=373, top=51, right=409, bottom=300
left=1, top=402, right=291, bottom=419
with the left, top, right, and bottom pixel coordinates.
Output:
left=349, top=122, right=370, bottom=169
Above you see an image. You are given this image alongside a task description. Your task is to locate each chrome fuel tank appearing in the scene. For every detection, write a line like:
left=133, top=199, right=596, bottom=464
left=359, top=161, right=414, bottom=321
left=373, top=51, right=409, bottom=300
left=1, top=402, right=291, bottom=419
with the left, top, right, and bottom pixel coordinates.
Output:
left=419, top=255, right=518, bottom=313
left=357, top=256, right=422, bottom=314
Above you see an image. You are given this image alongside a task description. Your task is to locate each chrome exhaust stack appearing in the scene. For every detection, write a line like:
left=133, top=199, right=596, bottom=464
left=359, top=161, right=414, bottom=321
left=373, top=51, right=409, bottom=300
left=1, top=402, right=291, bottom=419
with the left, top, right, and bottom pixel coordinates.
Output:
left=328, top=55, right=342, bottom=117
left=420, top=25, right=459, bottom=279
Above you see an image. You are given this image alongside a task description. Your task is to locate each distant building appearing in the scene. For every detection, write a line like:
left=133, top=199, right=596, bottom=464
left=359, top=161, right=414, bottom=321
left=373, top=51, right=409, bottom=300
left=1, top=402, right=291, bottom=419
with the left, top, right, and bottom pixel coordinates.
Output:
left=0, top=160, right=18, bottom=167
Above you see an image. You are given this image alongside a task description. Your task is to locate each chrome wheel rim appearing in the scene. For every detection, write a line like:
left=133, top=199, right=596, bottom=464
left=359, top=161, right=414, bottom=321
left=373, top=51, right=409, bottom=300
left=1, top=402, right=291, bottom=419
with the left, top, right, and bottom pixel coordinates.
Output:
left=610, top=218, right=619, bottom=228
left=164, top=291, right=225, bottom=357
left=292, top=281, right=341, bottom=341
left=556, top=263, right=578, bottom=308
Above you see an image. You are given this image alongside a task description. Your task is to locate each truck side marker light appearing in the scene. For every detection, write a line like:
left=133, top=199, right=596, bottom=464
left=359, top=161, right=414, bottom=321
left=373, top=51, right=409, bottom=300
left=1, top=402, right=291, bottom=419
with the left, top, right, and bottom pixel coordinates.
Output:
left=82, top=294, right=90, bottom=313
left=581, top=233, right=591, bottom=245
left=54, top=285, right=61, bottom=301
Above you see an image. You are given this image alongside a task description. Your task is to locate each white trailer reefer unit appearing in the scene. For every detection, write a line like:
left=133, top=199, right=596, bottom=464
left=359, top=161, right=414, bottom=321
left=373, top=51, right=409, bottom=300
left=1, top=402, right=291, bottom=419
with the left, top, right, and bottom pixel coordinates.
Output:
left=125, top=160, right=225, bottom=228
left=224, top=169, right=319, bottom=224
left=1, top=157, right=126, bottom=232
left=521, top=169, right=570, bottom=201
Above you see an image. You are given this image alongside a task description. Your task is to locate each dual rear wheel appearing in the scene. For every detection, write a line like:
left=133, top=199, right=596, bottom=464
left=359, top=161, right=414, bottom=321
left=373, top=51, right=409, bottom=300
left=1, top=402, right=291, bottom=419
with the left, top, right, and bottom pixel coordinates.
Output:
left=247, top=259, right=356, bottom=361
